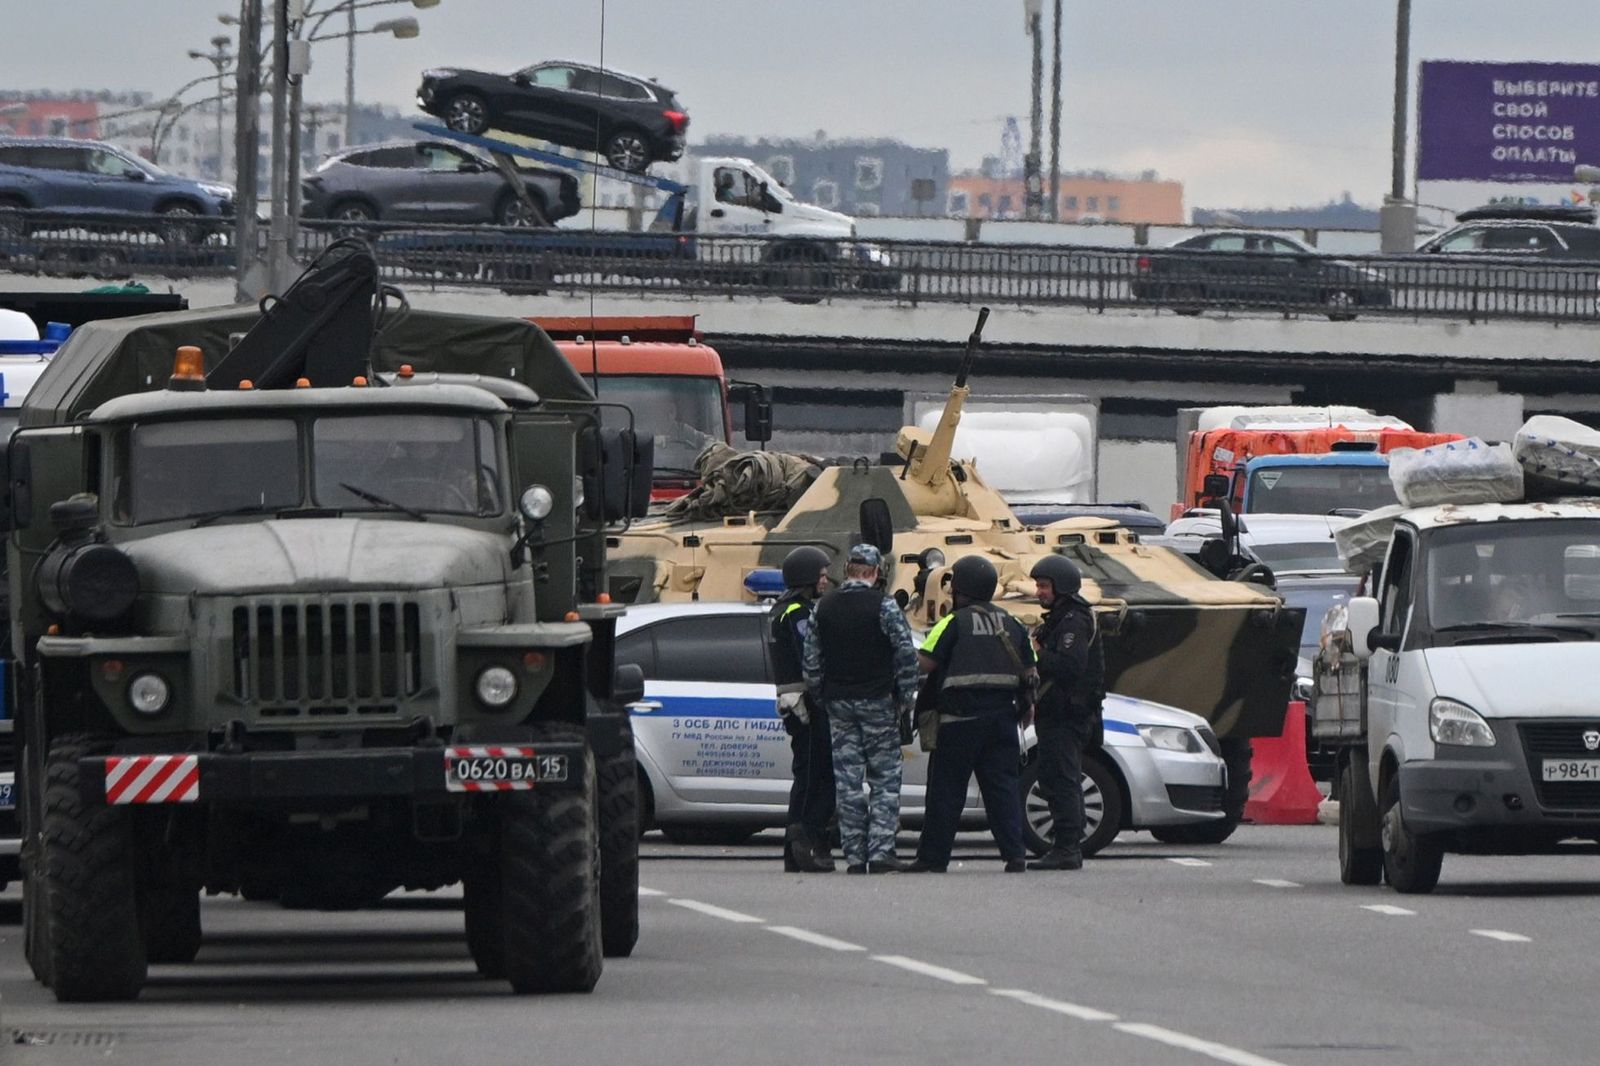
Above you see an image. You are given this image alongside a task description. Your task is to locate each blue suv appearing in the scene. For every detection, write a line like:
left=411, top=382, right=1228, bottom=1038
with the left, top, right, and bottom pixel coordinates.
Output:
left=0, top=137, right=233, bottom=238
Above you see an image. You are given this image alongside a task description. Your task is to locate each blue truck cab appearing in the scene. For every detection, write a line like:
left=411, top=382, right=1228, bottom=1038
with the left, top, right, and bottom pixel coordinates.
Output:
left=1237, top=451, right=1397, bottom=515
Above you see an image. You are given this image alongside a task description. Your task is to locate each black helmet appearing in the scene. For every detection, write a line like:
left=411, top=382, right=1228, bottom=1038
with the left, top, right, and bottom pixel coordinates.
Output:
left=781, top=546, right=830, bottom=590
left=950, top=555, right=998, bottom=602
left=1029, top=555, right=1082, bottom=600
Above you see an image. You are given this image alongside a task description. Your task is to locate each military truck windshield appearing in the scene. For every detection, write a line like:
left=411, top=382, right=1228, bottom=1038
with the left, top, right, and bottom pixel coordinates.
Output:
left=591, top=375, right=724, bottom=473
left=313, top=414, right=503, bottom=516
left=113, top=413, right=503, bottom=524
left=1245, top=464, right=1397, bottom=514
left=1426, top=520, right=1600, bottom=631
left=115, top=418, right=300, bottom=524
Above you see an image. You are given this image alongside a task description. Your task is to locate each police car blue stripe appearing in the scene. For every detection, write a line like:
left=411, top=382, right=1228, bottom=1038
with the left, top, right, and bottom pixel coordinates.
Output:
left=641, top=694, right=777, bottom=719
left=1103, top=718, right=1139, bottom=735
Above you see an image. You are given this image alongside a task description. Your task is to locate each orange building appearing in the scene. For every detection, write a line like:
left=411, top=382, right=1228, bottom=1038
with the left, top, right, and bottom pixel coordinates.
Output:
left=948, top=173, right=1184, bottom=224
left=0, top=97, right=100, bottom=139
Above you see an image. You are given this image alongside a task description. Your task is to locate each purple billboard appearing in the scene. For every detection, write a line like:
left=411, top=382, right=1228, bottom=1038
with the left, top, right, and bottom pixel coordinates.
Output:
left=1417, top=60, right=1600, bottom=182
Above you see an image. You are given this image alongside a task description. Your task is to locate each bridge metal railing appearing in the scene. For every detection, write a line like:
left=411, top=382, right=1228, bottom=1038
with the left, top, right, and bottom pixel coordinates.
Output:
left=4, top=209, right=1599, bottom=326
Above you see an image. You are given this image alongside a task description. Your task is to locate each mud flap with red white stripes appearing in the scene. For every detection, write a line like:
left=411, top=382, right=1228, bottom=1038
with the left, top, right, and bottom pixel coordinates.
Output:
left=443, top=745, right=571, bottom=792
left=103, top=754, right=201, bottom=805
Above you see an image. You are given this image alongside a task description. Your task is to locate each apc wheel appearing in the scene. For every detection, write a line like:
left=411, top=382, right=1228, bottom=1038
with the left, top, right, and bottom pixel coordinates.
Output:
left=597, top=743, right=640, bottom=959
left=444, top=93, right=490, bottom=135
left=1381, top=773, right=1442, bottom=894
left=1018, top=750, right=1123, bottom=858
left=141, top=886, right=202, bottom=964
left=603, top=129, right=650, bottom=173
left=43, top=735, right=146, bottom=1001
left=1338, top=759, right=1383, bottom=886
left=502, top=729, right=602, bottom=994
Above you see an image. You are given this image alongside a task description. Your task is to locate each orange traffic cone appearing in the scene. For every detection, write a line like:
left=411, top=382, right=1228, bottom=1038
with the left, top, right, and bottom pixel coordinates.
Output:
left=1244, top=701, right=1322, bottom=825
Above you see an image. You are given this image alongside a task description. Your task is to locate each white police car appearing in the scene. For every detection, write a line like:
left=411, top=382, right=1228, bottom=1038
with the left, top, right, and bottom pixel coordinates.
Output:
left=619, top=602, right=1228, bottom=856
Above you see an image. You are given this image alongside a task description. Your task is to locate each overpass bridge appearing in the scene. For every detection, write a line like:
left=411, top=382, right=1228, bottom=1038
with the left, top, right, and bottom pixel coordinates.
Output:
left=8, top=273, right=1597, bottom=508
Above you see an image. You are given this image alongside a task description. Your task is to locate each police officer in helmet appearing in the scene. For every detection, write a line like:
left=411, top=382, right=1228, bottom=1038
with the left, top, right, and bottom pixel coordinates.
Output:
left=802, top=544, right=920, bottom=874
left=769, top=546, right=837, bottom=873
left=908, top=555, right=1034, bottom=873
left=1027, top=555, right=1104, bottom=871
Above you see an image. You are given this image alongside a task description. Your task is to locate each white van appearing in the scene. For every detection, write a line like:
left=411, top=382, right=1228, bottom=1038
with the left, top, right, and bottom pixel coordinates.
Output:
left=1319, top=500, right=1600, bottom=892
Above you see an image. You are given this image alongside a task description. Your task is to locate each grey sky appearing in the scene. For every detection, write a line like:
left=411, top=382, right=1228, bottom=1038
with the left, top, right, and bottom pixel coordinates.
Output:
left=10, top=1, right=1598, bottom=209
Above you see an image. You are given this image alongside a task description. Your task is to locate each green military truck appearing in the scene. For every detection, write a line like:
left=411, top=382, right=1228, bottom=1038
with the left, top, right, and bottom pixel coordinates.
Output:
left=6, top=245, right=649, bottom=1001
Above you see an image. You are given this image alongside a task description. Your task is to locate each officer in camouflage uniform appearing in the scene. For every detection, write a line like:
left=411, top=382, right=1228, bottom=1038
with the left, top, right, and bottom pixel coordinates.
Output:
left=802, top=544, right=919, bottom=874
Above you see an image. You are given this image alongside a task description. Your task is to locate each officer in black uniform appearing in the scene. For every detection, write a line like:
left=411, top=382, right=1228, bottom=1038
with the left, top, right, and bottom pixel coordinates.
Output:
left=1027, top=555, right=1104, bottom=871
left=769, top=546, right=836, bottom=873
left=908, top=556, right=1034, bottom=873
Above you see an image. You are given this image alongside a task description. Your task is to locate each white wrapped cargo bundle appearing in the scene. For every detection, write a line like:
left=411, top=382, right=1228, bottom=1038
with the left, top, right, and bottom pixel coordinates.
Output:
left=1513, top=415, right=1600, bottom=497
left=1334, top=503, right=1405, bottom=573
left=1387, top=438, right=1523, bottom=508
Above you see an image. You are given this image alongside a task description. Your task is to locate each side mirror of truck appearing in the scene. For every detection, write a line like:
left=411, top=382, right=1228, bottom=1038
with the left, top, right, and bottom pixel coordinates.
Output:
left=1202, top=473, right=1230, bottom=501
left=579, top=426, right=654, bottom=523
left=614, top=663, right=645, bottom=706
left=1345, top=596, right=1383, bottom=658
left=729, top=381, right=773, bottom=444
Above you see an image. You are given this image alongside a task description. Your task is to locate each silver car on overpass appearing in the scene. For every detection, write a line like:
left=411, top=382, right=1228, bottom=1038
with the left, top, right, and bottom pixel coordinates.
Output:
left=619, top=602, right=1227, bottom=857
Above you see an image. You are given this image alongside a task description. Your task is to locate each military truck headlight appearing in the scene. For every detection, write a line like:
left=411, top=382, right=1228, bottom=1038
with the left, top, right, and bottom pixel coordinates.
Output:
left=1138, top=724, right=1203, bottom=753
left=573, top=476, right=585, bottom=511
left=1430, top=698, right=1495, bottom=747
left=520, top=485, right=554, bottom=522
left=127, top=673, right=171, bottom=715
left=475, top=665, right=518, bottom=708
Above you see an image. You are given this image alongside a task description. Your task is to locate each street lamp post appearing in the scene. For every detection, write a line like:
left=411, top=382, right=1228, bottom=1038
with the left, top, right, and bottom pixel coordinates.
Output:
left=187, top=35, right=235, bottom=179
left=1379, top=0, right=1416, bottom=253
left=286, top=13, right=422, bottom=242
left=1023, top=0, right=1044, bottom=220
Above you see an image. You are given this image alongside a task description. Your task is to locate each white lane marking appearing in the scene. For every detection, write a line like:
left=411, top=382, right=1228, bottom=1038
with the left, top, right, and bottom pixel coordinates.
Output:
left=767, top=926, right=866, bottom=952
left=1167, top=857, right=1213, bottom=867
left=668, top=898, right=765, bottom=924
left=871, top=954, right=988, bottom=986
left=637, top=887, right=666, bottom=897
left=1114, top=1022, right=1287, bottom=1066
left=990, top=987, right=1118, bottom=1022
left=1252, top=878, right=1302, bottom=889
left=1361, top=904, right=1417, bottom=916
left=1471, top=929, right=1531, bottom=943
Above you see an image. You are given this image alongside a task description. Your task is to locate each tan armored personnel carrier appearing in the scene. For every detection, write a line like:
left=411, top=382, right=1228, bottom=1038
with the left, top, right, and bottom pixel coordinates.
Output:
left=606, top=310, right=1302, bottom=838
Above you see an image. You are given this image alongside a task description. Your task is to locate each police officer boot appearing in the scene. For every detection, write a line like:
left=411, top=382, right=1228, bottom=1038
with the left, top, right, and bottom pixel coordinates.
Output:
left=784, top=824, right=807, bottom=872
left=804, top=831, right=837, bottom=873
left=1027, top=848, right=1083, bottom=871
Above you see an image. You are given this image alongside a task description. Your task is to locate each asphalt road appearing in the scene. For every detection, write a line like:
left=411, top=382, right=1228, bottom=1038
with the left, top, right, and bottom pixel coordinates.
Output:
left=2, top=824, right=1599, bottom=1065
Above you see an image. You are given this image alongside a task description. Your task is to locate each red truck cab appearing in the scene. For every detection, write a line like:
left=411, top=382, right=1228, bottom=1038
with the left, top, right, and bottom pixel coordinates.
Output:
left=534, top=315, right=732, bottom=501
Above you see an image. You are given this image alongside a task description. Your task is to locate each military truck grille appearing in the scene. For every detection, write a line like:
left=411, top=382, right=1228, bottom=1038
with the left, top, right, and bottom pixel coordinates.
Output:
left=230, top=599, right=422, bottom=716
left=1519, top=722, right=1600, bottom=810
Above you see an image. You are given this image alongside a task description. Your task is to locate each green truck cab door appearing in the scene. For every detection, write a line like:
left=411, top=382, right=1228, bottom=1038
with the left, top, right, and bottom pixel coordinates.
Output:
left=7, top=425, right=87, bottom=658
left=513, top=414, right=580, bottom=621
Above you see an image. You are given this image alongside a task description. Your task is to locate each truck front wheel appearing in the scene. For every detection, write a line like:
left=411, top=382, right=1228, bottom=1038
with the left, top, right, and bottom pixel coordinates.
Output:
left=43, top=735, right=147, bottom=1001
left=597, top=742, right=640, bottom=958
left=1338, top=757, right=1383, bottom=886
left=1380, top=773, right=1442, bottom=894
left=501, top=728, right=603, bottom=994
